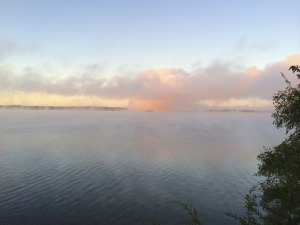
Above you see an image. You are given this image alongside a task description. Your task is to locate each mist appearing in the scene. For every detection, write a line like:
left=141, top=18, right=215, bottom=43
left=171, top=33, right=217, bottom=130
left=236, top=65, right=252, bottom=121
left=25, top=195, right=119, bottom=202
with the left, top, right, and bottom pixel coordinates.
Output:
left=0, top=55, right=299, bottom=111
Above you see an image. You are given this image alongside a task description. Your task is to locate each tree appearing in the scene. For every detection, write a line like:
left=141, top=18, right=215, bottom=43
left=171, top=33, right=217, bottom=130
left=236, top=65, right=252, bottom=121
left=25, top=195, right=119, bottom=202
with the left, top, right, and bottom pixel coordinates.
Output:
left=257, top=132, right=300, bottom=224
left=228, top=65, right=300, bottom=225
left=226, top=187, right=262, bottom=225
left=152, top=66, right=300, bottom=225
left=272, top=65, right=300, bottom=134
left=257, top=65, right=300, bottom=224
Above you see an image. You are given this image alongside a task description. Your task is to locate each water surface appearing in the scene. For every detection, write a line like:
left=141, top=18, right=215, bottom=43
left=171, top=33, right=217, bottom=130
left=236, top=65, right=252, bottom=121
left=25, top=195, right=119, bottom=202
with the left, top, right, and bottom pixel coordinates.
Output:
left=0, top=110, right=285, bottom=225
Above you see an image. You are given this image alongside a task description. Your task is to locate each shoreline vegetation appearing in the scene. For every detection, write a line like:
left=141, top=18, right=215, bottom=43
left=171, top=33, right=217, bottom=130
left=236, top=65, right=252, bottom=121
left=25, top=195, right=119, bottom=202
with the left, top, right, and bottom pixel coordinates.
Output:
left=0, top=105, right=272, bottom=113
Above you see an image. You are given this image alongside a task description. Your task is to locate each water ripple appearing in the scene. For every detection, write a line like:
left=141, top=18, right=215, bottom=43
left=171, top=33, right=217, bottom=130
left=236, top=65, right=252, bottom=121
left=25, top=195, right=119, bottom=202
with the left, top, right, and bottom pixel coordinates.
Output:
left=0, top=111, right=285, bottom=225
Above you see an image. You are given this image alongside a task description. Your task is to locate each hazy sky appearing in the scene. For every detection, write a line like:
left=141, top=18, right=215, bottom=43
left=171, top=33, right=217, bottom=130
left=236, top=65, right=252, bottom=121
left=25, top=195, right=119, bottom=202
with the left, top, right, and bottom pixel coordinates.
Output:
left=0, top=0, right=299, bottom=110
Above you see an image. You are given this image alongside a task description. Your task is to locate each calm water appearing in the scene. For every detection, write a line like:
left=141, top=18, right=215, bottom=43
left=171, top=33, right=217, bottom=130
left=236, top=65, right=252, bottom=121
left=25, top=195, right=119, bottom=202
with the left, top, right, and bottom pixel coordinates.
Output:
left=0, top=110, right=285, bottom=225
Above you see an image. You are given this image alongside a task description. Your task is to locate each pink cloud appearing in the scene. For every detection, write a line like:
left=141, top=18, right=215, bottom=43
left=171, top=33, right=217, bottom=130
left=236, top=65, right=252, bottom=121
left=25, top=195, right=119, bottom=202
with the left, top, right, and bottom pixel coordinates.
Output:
left=0, top=55, right=299, bottom=110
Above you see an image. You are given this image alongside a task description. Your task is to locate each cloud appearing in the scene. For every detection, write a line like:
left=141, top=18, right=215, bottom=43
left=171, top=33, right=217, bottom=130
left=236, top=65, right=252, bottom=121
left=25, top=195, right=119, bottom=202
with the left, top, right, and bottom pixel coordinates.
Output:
left=234, top=36, right=276, bottom=53
left=0, top=55, right=299, bottom=111
left=0, top=36, right=18, bottom=60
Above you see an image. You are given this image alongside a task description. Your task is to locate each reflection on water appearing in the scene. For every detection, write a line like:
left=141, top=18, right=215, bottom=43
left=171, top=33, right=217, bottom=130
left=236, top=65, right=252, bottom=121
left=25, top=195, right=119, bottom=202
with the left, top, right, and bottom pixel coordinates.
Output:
left=0, top=110, right=285, bottom=225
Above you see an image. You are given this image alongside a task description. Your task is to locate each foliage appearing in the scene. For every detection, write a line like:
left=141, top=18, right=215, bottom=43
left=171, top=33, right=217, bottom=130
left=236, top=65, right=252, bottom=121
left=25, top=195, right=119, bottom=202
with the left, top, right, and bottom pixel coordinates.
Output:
left=272, top=65, right=300, bottom=134
left=257, top=132, right=300, bottom=224
left=173, top=202, right=204, bottom=225
left=226, top=187, right=262, bottom=225
left=150, top=202, right=204, bottom=225
left=228, top=65, right=300, bottom=225
left=258, top=66, right=300, bottom=225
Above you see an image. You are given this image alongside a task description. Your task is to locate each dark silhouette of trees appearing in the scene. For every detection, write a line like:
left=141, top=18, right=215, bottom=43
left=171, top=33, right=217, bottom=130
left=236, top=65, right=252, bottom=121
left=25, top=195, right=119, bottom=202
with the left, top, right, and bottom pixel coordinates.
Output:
left=228, top=65, right=300, bottom=225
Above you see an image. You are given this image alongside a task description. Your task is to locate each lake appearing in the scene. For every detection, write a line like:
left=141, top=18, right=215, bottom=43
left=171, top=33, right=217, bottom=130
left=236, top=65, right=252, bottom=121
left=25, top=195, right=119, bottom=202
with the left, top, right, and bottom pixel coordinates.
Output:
left=0, top=110, right=285, bottom=225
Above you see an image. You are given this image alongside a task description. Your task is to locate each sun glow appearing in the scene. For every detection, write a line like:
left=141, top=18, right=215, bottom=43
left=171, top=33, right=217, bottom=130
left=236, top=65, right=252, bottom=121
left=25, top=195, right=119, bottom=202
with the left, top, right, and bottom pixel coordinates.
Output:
left=199, top=98, right=272, bottom=108
left=0, top=92, right=128, bottom=107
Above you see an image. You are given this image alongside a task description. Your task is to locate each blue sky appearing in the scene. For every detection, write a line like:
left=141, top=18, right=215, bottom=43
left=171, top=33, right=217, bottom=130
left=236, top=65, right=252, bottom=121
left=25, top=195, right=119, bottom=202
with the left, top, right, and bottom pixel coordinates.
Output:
left=0, top=0, right=299, bottom=109
left=1, top=0, right=299, bottom=68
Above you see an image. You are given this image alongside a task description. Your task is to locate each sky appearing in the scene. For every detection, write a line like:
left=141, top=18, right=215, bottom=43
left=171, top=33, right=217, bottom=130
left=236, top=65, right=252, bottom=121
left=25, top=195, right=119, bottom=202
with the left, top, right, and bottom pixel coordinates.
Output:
left=0, top=0, right=299, bottom=111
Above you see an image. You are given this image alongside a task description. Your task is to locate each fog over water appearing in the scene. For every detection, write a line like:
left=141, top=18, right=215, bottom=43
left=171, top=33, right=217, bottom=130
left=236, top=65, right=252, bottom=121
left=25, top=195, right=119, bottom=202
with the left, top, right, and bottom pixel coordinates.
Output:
left=0, top=110, right=285, bottom=225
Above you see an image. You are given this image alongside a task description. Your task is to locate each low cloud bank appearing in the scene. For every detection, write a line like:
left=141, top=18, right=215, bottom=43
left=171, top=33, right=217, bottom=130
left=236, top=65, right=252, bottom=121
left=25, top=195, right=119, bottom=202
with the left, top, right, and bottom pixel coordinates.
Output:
left=0, top=55, right=299, bottom=111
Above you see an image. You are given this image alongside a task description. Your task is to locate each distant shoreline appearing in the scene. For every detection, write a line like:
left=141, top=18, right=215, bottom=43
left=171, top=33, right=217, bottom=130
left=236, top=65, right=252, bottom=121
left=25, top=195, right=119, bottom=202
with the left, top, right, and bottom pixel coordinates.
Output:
left=0, top=105, right=273, bottom=113
left=203, top=109, right=273, bottom=113
left=0, top=105, right=127, bottom=111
